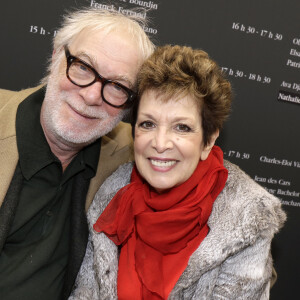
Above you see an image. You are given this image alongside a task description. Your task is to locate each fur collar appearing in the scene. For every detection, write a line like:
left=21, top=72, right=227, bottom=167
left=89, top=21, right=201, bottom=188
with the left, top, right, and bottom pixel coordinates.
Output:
left=86, top=160, right=285, bottom=298
left=170, top=160, right=285, bottom=293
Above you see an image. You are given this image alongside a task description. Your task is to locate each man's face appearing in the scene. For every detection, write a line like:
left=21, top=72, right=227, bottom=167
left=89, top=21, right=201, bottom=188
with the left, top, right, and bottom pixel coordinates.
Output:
left=41, top=28, right=141, bottom=147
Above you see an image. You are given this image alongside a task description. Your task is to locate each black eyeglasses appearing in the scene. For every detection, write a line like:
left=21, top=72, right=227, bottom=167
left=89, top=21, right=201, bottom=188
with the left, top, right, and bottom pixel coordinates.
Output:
left=64, top=46, right=136, bottom=108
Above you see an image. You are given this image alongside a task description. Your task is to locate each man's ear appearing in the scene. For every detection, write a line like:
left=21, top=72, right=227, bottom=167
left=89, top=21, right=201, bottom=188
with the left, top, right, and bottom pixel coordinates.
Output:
left=52, top=49, right=56, bottom=61
left=200, top=130, right=219, bottom=161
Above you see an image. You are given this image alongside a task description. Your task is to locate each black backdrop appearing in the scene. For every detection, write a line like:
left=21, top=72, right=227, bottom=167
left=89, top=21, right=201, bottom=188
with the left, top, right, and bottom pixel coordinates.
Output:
left=1, top=0, right=299, bottom=298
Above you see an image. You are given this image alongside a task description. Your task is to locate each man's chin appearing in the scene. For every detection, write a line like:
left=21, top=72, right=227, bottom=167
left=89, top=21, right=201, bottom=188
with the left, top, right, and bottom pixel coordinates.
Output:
left=60, top=133, right=98, bottom=146
left=50, top=111, right=122, bottom=147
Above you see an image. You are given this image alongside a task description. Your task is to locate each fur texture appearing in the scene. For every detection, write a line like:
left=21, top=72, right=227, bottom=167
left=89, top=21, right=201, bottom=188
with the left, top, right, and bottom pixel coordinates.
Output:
left=69, top=161, right=286, bottom=300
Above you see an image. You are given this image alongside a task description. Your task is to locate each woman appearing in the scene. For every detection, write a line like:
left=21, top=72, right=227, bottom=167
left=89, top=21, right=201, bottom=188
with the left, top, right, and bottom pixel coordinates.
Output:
left=69, top=45, right=286, bottom=299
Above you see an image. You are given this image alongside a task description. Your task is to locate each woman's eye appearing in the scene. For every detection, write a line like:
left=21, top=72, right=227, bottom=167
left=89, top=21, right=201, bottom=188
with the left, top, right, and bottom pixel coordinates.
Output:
left=175, top=124, right=191, bottom=132
left=139, top=121, right=155, bottom=129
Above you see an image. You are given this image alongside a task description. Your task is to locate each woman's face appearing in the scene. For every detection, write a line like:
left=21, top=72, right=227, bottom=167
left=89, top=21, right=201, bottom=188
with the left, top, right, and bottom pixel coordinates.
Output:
left=134, top=90, right=215, bottom=193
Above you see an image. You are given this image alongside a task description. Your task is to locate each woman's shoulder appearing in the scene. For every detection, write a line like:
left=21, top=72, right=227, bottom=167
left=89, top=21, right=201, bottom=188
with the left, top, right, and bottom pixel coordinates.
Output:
left=98, top=162, right=134, bottom=193
left=87, top=162, right=134, bottom=225
left=210, top=160, right=286, bottom=239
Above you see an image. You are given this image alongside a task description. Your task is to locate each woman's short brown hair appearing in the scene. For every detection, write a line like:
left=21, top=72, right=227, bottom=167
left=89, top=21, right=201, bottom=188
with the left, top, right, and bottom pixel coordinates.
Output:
left=132, top=45, right=232, bottom=146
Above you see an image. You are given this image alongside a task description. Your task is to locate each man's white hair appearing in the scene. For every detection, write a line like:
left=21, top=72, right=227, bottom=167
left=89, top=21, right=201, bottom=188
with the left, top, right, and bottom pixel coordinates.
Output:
left=42, top=7, right=155, bottom=84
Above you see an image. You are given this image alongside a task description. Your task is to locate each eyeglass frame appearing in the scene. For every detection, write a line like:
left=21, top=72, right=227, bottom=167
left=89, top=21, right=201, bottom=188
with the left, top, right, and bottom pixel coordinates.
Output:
left=64, top=46, right=137, bottom=108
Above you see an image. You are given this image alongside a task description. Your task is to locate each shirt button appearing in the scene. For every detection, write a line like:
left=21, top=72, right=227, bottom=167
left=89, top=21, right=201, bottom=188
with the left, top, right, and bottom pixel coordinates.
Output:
left=46, top=210, right=53, bottom=217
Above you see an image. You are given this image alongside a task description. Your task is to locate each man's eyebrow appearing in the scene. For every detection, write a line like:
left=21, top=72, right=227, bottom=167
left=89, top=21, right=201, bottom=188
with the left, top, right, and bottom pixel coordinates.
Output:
left=74, top=51, right=134, bottom=88
left=75, top=51, right=96, bottom=66
left=112, top=75, right=134, bottom=89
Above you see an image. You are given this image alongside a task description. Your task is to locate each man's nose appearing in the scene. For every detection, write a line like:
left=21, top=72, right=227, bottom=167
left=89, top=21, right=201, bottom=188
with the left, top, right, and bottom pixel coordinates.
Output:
left=79, top=81, right=103, bottom=106
left=151, top=129, right=173, bottom=153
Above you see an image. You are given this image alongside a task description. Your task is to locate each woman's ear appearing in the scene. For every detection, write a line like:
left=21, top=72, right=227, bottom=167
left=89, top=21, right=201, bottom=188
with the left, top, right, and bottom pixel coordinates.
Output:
left=200, top=130, right=219, bottom=161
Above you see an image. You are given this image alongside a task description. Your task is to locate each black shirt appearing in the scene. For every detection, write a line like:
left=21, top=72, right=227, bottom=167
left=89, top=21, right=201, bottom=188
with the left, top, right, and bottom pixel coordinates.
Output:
left=0, top=88, right=100, bottom=300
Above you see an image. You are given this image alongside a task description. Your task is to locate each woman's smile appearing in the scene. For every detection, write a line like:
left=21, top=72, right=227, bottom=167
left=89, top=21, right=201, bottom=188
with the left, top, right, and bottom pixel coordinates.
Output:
left=149, top=157, right=178, bottom=170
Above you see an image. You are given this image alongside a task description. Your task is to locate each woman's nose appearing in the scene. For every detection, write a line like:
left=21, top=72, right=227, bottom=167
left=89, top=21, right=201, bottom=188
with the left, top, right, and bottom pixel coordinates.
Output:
left=151, top=129, right=173, bottom=153
left=79, top=81, right=103, bottom=106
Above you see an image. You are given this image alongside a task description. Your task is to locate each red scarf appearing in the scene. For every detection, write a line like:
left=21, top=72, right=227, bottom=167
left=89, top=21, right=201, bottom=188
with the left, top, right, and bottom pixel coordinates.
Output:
left=94, top=146, right=228, bottom=300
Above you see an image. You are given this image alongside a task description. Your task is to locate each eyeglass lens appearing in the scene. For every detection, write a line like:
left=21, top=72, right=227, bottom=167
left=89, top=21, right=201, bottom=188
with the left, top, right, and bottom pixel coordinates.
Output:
left=68, top=57, right=130, bottom=107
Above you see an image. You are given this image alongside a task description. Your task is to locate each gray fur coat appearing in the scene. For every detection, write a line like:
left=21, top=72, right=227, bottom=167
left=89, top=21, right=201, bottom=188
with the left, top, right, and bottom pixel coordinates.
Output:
left=69, top=161, right=286, bottom=300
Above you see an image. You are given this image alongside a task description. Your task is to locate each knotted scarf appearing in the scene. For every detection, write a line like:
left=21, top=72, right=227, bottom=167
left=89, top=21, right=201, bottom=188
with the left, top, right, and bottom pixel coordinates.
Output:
left=94, top=146, right=228, bottom=299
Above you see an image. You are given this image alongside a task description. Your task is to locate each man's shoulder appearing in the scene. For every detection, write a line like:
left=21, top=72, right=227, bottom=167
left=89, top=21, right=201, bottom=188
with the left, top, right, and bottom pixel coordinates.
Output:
left=0, top=85, right=44, bottom=109
left=0, top=88, right=18, bottom=109
left=104, top=121, right=133, bottom=149
left=0, top=86, right=44, bottom=139
left=86, top=123, right=133, bottom=210
left=0, top=88, right=16, bottom=100
left=88, top=162, right=133, bottom=223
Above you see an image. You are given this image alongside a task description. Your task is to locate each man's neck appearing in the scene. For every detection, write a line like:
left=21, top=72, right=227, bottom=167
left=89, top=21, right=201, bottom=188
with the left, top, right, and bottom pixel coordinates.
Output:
left=40, top=121, right=83, bottom=171
left=45, top=134, right=81, bottom=171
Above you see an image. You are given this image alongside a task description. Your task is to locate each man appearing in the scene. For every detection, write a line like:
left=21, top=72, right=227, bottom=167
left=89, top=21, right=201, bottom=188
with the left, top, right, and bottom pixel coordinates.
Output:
left=0, top=8, right=154, bottom=300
